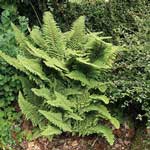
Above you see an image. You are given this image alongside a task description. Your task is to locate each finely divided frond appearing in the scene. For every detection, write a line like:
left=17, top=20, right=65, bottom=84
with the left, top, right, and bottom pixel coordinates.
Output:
left=67, top=16, right=86, bottom=50
left=86, top=125, right=115, bottom=145
left=42, top=12, right=65, bottom=59
left=41, top=125, right=62, bottom=136
left=89, top=94, right=110, bottom=104
left=0, top=51, right=26, bottom=72
left=39, top=110, right=72, bottom=132
left=18, top=92, right=42, bottom=126
left=17, top=56, right=49, bottom=81
left=30, top=26, right=47, bottom=50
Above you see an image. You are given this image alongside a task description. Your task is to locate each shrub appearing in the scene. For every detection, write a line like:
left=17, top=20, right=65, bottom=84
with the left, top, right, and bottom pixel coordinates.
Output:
left=103, top=11, right=150, bottom=125
left=0, top=11, right=120, bottom=145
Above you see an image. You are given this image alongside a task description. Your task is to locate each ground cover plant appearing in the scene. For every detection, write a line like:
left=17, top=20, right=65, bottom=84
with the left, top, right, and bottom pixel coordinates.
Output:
left=0, top=11, right=120, bottom=145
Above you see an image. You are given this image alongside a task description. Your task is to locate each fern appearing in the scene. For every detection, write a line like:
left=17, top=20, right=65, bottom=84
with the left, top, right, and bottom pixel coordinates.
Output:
left=39, top=110, right=72, bottom=132
left=85, top=125, right=115, bottom=145
left=17, top=56, right=49, bottom=81
left=32, top=88, right=51, bottom=100
left=47, top=92, right=74, bottom=112
left=67, top=16, right=86, bottom=50
left=11, top=23, right=29, bottom=56
left=66, top=70, right=90, bottom=86
left=0, top=11, right=120, bottom=145
left=65, top=112, right=83, bottom=121
left=17, top=76, right=37, bottom=102
left=42, top=12, right=65, bottom=59
left=30, top=26, right=47, bottom=50
left=44, top=58, right=67, bottom=72
left=89, top=95, right=109, bottom=104
left=18, top=92, right=43, bottom=126
left=32, top=88, right=74, bottom=112
left=41, top=125, right=62, bottom=136
left=80, top=105, right=111, bottom=119
left=0, top=51, right=26, bottom=72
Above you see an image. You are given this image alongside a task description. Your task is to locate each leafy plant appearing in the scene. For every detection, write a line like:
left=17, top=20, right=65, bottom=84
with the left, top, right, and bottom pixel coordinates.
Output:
left=102, top=4, right=150, bottom=126
left=0, top=6, right=28, bottom=149
left=0, top=11, right=119, bottom=145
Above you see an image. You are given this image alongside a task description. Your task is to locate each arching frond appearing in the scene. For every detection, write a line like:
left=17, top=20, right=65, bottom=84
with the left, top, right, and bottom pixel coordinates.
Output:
left=18, top=92, right=43, bottom=126
left=39, top=110, right=72, bottom=132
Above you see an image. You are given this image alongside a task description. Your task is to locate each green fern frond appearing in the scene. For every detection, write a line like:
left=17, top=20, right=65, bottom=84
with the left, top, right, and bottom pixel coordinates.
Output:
left=80, top=105, right=111, bottom=120
left=48, top=92, right=74, bottom=112
left=109, top=116, right=120, bottom=129
left=41, top=125, right=62, bottom=136
left=30, top=26, right=47, bottom=50
left=64, top=88, right=82, bottom=96
left=25, top=41, right=67, bottom=72
left=18, top=92, right=42, bottom=126
left=89, top=95, right=109, bottom=104
left=66, top=71, right=107, bottom=91
left=99, top=45, right=118, bottom=67
left=0, top=52, right=44, bottom=85
left=39, top=110, right=72, bottom=132
left=17, top=76, right=36, bottom=101
left=44, top=58, right=68, bottom=72
left=42, top=12, right=65, bottom=59
left=11, top=23, right=30, bottom=56
left=67, top=16, right=86, bottom=50
left=86, top=125, right=115, bottom=145
left=65, top=112, right=83, bottom=121
left=33, top=88, right=74, bottom=112
left=76, top=57, right=105, bottom=69
left=17, top=56, right=49, bottom=81
left=85, top=33, right=118, bottom=68
left=0, top=51, right=26, bottom=72
left=66, top=70, right=90, bottom=86
left=32, top=88, right=51, bottom=99
left=25, top=41, right=51, bottom=60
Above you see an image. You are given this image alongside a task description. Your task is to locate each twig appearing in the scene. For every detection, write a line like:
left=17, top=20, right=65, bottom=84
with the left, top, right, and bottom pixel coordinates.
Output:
left=30, top=2, right=42, bottom=27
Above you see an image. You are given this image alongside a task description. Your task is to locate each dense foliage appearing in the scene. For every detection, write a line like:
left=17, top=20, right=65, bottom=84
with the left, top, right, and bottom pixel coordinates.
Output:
left=104, top=9, right=150, bottom=125
left=0, top=12, right=120, bottom=145
left=45, top=0, right=150, bottom=125
left=0, top=6, right=28, bottom=148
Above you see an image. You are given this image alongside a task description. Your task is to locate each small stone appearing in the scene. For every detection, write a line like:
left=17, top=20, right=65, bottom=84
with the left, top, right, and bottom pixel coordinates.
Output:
left=27, top=142, right=41, bottom=150
left=124, top=140, right=130, bottom=145
left=71, top=140, right=78, bottom=147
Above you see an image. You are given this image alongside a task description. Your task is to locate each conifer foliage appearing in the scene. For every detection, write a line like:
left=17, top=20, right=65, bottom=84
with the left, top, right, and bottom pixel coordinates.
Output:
left=0, top=11, right=119, bottom=145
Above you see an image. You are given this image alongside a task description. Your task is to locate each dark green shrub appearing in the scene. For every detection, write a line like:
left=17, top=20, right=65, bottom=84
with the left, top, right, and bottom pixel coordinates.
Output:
left=103, top=13, right=150, bottom=125
left=48, top=0, right=148, bottom=43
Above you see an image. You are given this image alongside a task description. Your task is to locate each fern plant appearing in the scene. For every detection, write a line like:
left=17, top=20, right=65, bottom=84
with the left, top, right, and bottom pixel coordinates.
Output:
left=0, top=11, right=119, bottom=145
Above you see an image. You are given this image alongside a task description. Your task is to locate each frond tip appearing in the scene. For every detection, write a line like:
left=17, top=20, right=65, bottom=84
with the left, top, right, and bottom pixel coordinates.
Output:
left=42, top=12, right=65, bottom=59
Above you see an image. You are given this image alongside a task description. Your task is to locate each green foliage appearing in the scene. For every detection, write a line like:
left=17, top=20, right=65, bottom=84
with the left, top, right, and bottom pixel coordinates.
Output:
left=0, top=6, right=28, bottom=149
left=101, top=3, right=150, bottom=126
left=0, top=11, right=119, bottom=145
left=46, top=0, right=150, bottom=126
left=47, top=0, right=149, bottom=43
